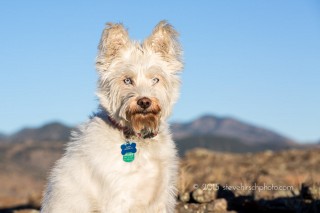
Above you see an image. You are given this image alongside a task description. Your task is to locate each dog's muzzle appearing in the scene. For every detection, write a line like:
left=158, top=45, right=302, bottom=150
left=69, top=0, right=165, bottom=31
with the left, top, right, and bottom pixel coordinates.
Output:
left=126, top=97, right=161, bottom=138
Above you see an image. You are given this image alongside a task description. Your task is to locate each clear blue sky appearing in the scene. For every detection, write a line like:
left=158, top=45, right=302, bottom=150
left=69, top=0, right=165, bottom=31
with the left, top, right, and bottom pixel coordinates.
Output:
left=1, top=1, right=319, bottom=142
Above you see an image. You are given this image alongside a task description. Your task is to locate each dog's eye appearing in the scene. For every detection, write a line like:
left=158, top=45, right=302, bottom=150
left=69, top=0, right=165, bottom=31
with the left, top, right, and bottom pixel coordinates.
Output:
left=152, top=77, right=159, bottom=85
left=124, top=78, right=132, bottom=85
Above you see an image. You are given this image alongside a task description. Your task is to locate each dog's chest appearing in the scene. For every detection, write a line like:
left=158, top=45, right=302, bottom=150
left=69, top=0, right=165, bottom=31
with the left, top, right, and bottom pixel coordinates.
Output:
left=117, top=144, right=161, bottom=181
left=105, top=144, right=163, bottom=205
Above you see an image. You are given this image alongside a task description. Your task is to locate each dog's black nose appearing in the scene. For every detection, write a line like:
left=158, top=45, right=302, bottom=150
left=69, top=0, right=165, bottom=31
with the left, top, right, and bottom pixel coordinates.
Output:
left=137, top=97, right=152, bottom=109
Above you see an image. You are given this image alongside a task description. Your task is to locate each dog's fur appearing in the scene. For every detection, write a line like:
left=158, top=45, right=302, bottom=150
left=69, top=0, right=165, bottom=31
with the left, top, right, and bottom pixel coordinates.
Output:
left=41, top=21, right=183, bottom=213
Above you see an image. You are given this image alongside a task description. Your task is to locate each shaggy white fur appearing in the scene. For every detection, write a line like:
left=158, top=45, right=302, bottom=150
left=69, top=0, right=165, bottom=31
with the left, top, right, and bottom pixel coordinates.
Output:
left=41, top=20, right=183, bottom=213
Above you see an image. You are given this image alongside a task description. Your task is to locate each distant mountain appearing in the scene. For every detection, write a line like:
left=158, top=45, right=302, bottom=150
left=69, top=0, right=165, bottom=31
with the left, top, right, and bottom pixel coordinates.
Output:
left=6, top=122, right=72, bottom=143
left=0, top=115, right=298, bottom=154
left=171, top=115, right=294, bottom=145
left=175, top=135, right=296, bottom=156
left=0, top=133, right=6, bottom=140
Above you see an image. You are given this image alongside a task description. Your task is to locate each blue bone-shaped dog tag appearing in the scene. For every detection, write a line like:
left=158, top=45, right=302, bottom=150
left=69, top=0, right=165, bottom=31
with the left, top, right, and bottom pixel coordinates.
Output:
left=121, top=142, right=137, bottom=162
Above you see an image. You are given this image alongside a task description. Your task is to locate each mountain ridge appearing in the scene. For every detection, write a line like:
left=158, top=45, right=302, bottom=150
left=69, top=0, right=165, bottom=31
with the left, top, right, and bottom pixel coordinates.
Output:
left=0, top=114, right=296, bottom=147
left=3, top=121, right=72, bottom=143
left=171, top=114, right=295, bottom=145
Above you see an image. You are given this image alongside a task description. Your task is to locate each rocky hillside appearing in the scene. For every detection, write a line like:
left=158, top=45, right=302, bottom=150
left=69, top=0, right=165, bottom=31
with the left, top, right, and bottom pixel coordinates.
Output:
left=175, top=148, right=320, bottom=213
left=0, top=146, right=319, bottom=213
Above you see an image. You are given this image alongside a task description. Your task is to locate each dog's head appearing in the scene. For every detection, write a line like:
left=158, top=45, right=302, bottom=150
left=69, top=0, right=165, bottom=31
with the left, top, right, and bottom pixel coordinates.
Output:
left=96, top=21, right=183, bottom=137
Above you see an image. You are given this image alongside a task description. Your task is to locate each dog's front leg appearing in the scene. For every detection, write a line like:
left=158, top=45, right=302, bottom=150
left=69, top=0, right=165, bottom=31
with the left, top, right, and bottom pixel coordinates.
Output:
left=149, top=174, right=178, bottom=212
left=41, top=186, right=92, bottom=213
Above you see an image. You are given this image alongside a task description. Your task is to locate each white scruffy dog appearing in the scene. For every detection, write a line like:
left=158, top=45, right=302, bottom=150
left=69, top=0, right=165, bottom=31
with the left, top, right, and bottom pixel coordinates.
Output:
left=41, top=21, right=183, bottom=213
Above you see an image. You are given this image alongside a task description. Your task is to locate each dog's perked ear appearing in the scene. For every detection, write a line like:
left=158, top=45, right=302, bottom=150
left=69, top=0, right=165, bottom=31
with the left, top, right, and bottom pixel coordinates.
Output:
left=144, top=20, right=183, bottom=72
left=96, top=23, right=129, bottom=73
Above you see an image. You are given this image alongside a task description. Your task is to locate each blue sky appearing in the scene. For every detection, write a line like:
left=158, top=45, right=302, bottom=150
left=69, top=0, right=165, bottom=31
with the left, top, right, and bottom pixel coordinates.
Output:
left=0, top=1, right=319, bottom=142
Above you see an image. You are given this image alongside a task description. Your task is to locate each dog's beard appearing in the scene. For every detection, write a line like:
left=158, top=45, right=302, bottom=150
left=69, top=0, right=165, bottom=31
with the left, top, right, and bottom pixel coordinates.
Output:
left=126, top=98, right=161, bottom=138
left=128, top=113, right=160, bottom=138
